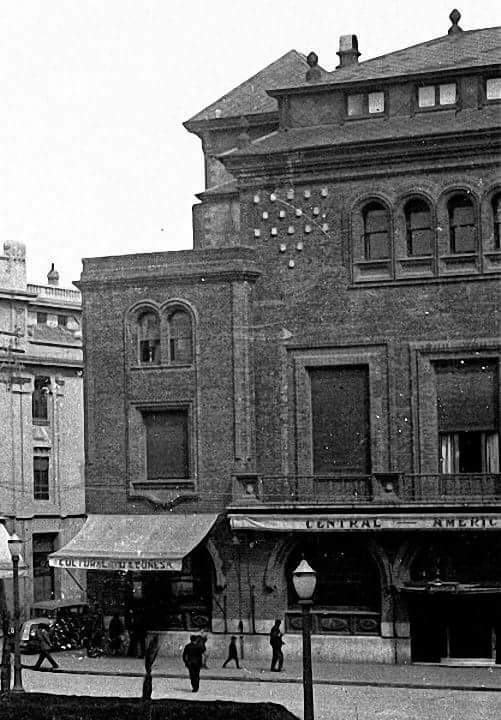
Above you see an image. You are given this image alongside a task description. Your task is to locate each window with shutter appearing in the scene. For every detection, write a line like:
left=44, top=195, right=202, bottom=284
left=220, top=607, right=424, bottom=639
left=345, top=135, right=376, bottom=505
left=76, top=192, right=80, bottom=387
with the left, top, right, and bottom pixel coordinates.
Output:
left=143, top=410, right=189, bottom=480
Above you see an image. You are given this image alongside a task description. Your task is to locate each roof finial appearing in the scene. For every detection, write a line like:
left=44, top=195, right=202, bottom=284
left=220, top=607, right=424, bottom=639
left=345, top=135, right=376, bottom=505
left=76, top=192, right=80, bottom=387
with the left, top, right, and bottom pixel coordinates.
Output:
left=236, top=116, right=250, bottom=149
left=306, top=52, right=322, bottom=82
left=448, top=9, right=463, bottom=35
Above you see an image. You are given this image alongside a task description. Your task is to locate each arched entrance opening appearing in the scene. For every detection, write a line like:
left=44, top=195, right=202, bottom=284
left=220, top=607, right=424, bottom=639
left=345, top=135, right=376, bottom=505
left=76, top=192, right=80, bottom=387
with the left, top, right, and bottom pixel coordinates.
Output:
left=406, top=536, right=501, bottom=664
left=285, top=538, right=381, bottom=636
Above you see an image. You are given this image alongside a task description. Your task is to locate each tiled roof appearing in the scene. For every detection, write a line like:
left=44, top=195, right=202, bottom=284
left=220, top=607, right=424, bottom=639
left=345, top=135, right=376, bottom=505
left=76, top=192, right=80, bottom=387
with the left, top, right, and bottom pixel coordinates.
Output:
left=272, top=27, right=501, bottom=91
left=223, top=105, right=500, bottom=157
left=185, top=50, right=327, bottom=124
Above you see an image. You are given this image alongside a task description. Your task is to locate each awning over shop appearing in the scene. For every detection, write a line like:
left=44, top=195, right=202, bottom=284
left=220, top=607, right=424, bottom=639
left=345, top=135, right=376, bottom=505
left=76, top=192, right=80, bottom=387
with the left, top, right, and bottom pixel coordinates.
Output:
left=49, top=513, right=218, bottom=572
left=0, top=523, right=28, bottom=578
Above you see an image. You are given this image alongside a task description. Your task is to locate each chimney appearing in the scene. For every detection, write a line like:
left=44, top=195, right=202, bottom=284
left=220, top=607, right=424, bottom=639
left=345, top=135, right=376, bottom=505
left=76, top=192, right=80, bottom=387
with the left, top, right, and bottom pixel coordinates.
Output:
left=47, top=263, right=59, bottom=286
left=336, top=35, right=361, bottom=68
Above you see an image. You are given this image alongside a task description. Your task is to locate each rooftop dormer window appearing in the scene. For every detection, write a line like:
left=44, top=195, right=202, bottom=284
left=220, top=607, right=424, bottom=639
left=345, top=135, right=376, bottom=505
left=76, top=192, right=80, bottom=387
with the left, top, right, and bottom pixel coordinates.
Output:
left=417, top=83, right=457, bottom=109
left=346, top=90, right=385, bottom=118
left=486, top=78, right=501, bottom=101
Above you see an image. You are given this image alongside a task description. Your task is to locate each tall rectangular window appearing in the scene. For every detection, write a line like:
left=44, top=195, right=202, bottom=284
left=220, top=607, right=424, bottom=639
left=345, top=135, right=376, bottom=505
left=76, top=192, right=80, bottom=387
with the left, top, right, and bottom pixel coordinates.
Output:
left=32, top=376, right=51, bottom=422
left=436, top=359, right=499, bottom=473
left=310, top=366, right=370, bottom=474
left=34, top=455, right=50, bottom=500
left=143, top=410, right=189, bottom=480
left=33, top=534, right=56, bottom=602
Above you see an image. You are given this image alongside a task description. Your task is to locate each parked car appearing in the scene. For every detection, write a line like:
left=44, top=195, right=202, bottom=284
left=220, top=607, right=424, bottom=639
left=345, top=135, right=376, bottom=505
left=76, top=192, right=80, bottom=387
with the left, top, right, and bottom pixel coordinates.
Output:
left=20, top=600, right=89, bottom=653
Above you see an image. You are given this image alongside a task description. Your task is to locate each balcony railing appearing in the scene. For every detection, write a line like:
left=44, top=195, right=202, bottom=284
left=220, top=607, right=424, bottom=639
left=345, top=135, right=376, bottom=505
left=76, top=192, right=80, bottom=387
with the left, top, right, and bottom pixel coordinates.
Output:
left=231, top=473, right=501, bottom=506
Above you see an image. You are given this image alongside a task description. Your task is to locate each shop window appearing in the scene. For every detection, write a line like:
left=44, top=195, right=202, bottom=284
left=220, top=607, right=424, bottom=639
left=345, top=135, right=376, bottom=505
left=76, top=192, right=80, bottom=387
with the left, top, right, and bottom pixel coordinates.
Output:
left=167, top=309, right=193, bottom=364
left=405, top=198, right=433, bottom=256
left=448, top=195, right=476, bottom=253
left=143, top=409, right=189, bottom=480
left=32, top=376, right=51, bottom=422
left=486, top=77, right=501, bottom=101
left=492, top=194, right=501, bottom=249
left=34, top=454, right=50, bottom=500
left=137, top=311, right=160, bottom=365
left=362, top=202, right=390, bottom=260
left=310, top=366, right=370, bottom=475
left=436, top=359, right=499, bottom=473
left=417, top=83, right=457, bottom=108
left=347, top=91, right=385, bottom=117
left=33, top=534, right=56, bottom=601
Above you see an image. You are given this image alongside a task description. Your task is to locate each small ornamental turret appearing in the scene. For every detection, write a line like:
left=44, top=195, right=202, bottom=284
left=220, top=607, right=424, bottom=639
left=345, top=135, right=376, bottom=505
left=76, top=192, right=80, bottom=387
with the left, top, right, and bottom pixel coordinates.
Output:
left=448, top=9, right=463, bottom=35
left=47, top=263, right=59, bottom=286
left=236, top=116, right=250, bottom=149
left=305, top=52, right=322, bottom=82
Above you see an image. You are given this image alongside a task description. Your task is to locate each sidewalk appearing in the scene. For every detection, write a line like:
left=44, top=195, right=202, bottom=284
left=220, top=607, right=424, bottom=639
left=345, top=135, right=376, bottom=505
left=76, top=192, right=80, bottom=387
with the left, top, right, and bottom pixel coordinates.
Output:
left=22, top=651, right=501, bottom=692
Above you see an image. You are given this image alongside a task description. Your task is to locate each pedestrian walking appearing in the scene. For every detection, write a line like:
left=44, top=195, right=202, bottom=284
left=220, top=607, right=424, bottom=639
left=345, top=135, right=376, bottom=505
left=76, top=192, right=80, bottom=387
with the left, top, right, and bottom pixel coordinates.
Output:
left=269, top=619, right=284, bottom=671
left=33, top=625, right=59, bottom=670
left=222, top=635, right=240, bottom=669
left=182, top=634, right=204, bottom=692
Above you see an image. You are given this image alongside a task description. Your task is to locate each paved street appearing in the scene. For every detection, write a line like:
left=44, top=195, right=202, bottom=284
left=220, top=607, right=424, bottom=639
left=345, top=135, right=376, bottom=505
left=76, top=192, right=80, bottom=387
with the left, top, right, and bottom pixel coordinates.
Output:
left=16, top=650, right=501, bottom=719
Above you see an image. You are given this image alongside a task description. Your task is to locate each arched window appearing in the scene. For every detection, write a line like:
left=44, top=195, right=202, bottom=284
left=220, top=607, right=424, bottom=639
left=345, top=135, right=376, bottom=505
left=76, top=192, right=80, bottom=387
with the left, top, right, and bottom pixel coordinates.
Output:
left=137, top=311, right=160, bottom=365
left=363, top=202, right=390, bottom=260
left=448, top=194, right=476, bottom=253
left=167, top=309, right=192, bottom=364
left=492, top=193, right=501, bottom=250
left=405, top=198, right=433, bottom=256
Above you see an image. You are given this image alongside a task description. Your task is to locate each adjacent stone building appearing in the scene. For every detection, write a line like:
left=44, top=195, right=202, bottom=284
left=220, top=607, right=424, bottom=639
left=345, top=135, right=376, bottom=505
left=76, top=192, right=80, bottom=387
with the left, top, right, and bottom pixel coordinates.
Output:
left=0, top=242, right=85, bottom=616
left=59, top=11, right=501, bottom=664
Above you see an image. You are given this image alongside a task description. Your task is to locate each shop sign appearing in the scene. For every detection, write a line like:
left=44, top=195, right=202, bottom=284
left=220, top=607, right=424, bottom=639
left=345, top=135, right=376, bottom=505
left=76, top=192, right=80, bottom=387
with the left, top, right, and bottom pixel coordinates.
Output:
left=229, top=513, right=501, bottom=532
left=49, top=556, right=180, bottom=571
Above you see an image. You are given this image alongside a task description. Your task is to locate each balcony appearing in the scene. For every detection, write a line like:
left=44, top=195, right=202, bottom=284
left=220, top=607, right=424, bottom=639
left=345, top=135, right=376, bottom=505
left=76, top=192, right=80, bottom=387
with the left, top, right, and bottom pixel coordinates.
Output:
left=230, top=473, right=501, bottom=508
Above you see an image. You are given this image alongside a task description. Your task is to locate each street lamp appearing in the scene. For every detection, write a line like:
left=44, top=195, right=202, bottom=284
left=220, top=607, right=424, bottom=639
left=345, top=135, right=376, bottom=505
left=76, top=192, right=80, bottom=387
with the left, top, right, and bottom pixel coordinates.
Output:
left=8, top=532, right=25, bottom=693
left=292, top=559, right=317, bottom=720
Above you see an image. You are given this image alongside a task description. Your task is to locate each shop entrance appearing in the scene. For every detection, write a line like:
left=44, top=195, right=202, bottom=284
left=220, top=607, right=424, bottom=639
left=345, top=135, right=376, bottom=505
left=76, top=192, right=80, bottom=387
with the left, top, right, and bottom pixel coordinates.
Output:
left=409, top=594, right=498, bottom=664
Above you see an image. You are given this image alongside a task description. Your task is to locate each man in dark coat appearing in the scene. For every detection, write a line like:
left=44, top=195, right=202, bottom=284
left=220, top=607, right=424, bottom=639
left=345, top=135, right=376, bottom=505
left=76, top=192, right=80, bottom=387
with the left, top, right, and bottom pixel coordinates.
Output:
left=33, top=625, right=59, bottom=669
left=182, top=634, right=204, bottom=692
left=269, top=619, right=284, bottom=671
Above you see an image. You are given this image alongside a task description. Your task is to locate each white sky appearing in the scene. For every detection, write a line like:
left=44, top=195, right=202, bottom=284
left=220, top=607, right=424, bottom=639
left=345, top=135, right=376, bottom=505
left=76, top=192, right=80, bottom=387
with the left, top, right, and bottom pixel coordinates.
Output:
left=1, top=1, right=498, bottom=286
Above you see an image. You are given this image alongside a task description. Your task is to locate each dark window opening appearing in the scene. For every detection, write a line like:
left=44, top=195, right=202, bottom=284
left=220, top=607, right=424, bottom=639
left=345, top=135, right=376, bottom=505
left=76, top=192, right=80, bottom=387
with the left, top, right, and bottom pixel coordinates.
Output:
left=137, top=312, right=160, bottom=365
left=448, top=195, right=476, bottom=253
left=363, top=202, right=390, bottom=260
left=34, top=455, right=50, bottom=500
left=310, top=366, right=371, bottom=475
left=32, top=376, right=51, bottom=422
left=168, top=309, right=193, bottom=364
left=405, top=199, right=433, bottom=256
left=36, top=312, right=47, bottom=325
left=143, top=410, right=189, bottom=480
left=57, top=315, right=68, bottom=327
left=33, top=534, right=56, bottom=602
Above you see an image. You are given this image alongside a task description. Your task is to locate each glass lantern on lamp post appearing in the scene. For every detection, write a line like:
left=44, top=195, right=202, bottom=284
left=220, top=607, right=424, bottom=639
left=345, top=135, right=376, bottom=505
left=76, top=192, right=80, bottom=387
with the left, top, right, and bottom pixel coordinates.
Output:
left=292, top=559, right=317, bottom=720
left=8, top=532, right=25, bottom=693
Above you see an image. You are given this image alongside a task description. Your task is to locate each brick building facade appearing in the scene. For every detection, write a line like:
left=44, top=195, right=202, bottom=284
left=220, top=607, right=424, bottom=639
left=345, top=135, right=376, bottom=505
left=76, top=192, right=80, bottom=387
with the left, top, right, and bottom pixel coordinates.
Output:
left=67, top=11, right=500, bottom=664
left=0, top=242, right=85, bottom=618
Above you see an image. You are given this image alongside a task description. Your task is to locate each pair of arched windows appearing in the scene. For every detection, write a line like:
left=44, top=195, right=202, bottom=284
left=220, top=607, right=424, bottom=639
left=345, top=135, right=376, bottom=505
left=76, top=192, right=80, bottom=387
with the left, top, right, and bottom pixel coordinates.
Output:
left=136, top=307, right=193, bottom=366
left=362, top=198, right=435, bottom=260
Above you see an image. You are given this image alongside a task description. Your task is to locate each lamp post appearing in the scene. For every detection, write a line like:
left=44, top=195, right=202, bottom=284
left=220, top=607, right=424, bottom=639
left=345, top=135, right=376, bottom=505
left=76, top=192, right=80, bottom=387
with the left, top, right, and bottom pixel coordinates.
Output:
left=292, top=559, right=317, bottom=720
left=8, top=532, right=25, bottom=693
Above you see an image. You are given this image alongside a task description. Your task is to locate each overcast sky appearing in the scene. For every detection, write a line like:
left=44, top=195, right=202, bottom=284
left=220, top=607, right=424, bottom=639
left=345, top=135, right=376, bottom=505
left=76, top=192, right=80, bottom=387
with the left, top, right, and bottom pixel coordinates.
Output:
left=1, top=1, right=498, bottom=286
